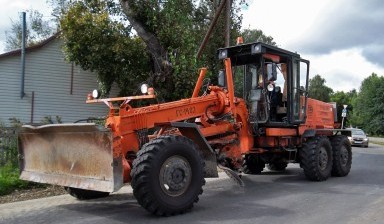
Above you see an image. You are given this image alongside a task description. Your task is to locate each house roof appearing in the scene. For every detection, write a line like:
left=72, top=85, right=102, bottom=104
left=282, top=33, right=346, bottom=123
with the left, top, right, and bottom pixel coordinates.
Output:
left=0, top=33, right=59, bottom=59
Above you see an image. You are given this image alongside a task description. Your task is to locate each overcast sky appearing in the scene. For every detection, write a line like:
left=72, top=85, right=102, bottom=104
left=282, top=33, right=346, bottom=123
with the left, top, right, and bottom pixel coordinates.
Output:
left=243, top=0, right=384, bottom=92
left=1, top=0, right=383, bottom=92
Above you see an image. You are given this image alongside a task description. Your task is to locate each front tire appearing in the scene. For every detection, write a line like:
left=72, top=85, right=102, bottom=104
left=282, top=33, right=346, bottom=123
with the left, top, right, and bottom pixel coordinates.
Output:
left=300, top=136, right=333, bottom=181
left=331, top=135, right=352, bottom=177
left=131, top=135, right=205, bottom=216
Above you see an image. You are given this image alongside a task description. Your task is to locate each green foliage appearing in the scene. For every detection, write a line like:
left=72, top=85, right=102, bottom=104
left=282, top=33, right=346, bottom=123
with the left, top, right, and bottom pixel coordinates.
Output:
left=241, top=28, right=276, bottom=45
left=8, top=117, right=22, bottom=128
left=0, top=164, right=30, bottom=196
left=192, top=1, right=246, bottom=84
left=41, top=116, right=63, bottom=124
left=153, top=0, right=202, bottom=99
left=60, top=1, right=150, bottom=95
left=0, top=125, right=19, bottom=166
left=0, top=125, right=46, bottom=196
left=352, top=73, right=384, bottom=135
left=308, top=74, right=333, bottom=102
left=48, top=0, right=71, bottom=23
left=4, top=9, right=55, bottom=51
left=0, top=124, right=28, bottom=195
left=60, top=0, right=248, bottom=100
left=330, top=90, right=357, bottom=126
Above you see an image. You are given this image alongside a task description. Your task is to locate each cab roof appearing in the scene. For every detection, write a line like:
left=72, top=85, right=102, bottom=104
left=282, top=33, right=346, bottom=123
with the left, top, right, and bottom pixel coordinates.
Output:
left=217, top=42, right=301, bottom=65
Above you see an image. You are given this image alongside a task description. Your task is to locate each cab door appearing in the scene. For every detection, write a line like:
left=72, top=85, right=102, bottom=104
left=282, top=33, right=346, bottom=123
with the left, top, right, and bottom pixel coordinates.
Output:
left=291, top=58, right=309, bottom=124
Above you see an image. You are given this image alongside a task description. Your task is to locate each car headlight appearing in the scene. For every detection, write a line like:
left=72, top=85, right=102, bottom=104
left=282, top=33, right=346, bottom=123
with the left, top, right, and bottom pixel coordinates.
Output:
left=364, top=138, right=368, bottom=141
left=348, top=136, right=352, bottom=140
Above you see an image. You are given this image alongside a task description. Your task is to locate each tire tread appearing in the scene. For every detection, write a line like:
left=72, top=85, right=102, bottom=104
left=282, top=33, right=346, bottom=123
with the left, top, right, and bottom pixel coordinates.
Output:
left=131, top=135, right=205, bottom=216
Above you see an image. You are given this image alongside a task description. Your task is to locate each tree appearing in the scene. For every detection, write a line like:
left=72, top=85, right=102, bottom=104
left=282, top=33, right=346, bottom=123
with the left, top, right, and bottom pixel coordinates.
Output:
left=308, top=74, right=333, bottom=102
left=60, top=1, right=150, bottom=95
left=4, top=10, right=55, bottom=51
left=241, top=28, right=276, bottom=46
left=330, top=89, right=357, bottom=126
left=48, top=0, right=71, bottom=22
left=352, top=73, right=384, bottom=135
left=60, top=0, right=247, bottom=100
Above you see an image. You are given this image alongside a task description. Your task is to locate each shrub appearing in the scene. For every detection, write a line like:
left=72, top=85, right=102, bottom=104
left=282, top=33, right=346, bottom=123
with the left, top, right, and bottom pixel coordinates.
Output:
left=0, top=163, right=29, bottom=195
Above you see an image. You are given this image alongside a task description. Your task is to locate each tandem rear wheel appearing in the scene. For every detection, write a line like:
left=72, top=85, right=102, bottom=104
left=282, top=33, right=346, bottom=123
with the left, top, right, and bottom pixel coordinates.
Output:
left=300, top=136, right=333, bottom=181
left=300, top=135, right=352, bottom=181
left=330, top=135, right=352, bottom=177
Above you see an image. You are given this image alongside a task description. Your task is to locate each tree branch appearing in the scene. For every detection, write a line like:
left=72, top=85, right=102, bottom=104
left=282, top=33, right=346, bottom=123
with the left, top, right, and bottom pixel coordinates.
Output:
left=119, top=0, right=170, bottom=75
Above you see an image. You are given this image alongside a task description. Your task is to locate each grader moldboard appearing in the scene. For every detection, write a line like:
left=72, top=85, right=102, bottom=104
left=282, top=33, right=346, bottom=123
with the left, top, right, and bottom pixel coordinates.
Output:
left=18, top=42, right=352, bottom=216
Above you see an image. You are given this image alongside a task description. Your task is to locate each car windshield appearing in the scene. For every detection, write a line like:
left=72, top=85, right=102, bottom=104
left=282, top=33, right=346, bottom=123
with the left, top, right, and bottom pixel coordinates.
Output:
left=352, top=130, right=365, bottom=135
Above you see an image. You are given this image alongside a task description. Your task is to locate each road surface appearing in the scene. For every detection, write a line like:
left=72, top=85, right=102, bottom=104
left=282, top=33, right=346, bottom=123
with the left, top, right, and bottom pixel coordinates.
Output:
left=1, top=145, right=384, bottom=224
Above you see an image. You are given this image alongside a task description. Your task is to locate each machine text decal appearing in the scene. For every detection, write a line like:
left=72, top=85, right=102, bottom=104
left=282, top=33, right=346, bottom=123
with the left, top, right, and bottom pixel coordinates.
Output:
left=176, top=106, right=196, bottom=117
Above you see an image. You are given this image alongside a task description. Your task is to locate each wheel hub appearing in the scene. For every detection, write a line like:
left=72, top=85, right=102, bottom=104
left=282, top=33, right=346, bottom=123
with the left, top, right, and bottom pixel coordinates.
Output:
left=319, top=147, right=328, bottom=170
left=159, top=155, right=192, bottom=197
left=340, top=146, right=348, bottom=166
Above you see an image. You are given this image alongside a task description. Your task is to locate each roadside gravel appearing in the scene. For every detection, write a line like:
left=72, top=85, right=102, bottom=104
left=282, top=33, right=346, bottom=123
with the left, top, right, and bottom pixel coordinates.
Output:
left=0, top=185, right=66, bottom=204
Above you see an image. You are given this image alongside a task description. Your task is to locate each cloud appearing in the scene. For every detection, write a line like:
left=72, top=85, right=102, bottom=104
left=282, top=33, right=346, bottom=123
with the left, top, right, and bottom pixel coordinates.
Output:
left=362, top=44, right=384, bottom=66
left=0, top=0, right=51, bottom=52
left=294, top=0, right=384, bottom=66
left=305, top=48, right=384, bottom=92
left=242, top=0, right=334, bottom=48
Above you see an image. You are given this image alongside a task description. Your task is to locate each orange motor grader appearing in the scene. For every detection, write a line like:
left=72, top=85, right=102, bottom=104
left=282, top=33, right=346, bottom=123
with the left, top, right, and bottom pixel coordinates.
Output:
left=18, top=42, right=352, bottom=216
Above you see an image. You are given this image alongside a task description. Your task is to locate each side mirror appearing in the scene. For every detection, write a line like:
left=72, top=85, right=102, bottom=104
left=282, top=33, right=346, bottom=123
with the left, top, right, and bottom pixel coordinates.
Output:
left=267, top=63, right=277, bottom=81
left=218, top=70, right=226, bottom=87
left=299, top=86, right=306, bottom=96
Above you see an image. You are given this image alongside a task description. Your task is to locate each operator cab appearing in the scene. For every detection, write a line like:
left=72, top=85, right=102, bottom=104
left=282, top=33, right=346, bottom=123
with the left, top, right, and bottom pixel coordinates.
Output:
left=218, top=42, right=309, bottom=132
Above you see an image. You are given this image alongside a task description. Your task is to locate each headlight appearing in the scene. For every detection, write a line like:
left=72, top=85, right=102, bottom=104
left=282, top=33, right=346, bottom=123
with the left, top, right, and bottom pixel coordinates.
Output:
left=140, top=84, right=149, bottom=94
left=92, top=89, right=100, bottom=99
left=267, top=83, right=274, bottom=91
left=218, top=50, right=228, bottom=59
left=252, top=43, right=262, bottom=54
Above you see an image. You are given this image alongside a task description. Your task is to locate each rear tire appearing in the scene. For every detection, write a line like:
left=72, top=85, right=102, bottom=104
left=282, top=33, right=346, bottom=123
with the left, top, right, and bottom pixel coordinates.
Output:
left=330, top=135, right=352, bottom=177
left=64, top=187, right=110, bottom=200
left=131, top=135, right=205, bottom=216
left=242, top=154, right=265, bottom=174
left=300, top=136, right=333, bottom=181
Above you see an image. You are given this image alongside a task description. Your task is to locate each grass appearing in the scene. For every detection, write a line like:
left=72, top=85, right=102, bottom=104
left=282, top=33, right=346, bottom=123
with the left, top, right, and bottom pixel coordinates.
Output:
left=0, top=125, right=46, bottom=196
left=0, top=163, right=30, bottom=196
left=370, top=141, right=384, bottom=146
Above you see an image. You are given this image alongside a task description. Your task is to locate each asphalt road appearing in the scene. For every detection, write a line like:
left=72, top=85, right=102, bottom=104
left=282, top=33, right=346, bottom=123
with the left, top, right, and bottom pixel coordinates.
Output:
left=1, top=145, right=384, bottom=224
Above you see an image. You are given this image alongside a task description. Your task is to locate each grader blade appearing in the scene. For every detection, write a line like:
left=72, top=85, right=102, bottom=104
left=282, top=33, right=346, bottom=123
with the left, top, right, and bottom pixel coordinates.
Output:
left=18, top=123, right=123, bottom=193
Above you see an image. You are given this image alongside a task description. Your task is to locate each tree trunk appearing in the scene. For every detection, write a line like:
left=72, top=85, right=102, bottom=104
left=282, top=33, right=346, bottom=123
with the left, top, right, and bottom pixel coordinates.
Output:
left=119, top=0, right=171, bottom=80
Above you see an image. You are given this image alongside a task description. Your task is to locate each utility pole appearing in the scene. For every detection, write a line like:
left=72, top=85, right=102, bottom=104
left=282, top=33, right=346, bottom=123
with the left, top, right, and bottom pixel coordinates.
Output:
left=225, top=0, right=231, bottom=47
left=197, top=0, right=232, bottom=59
